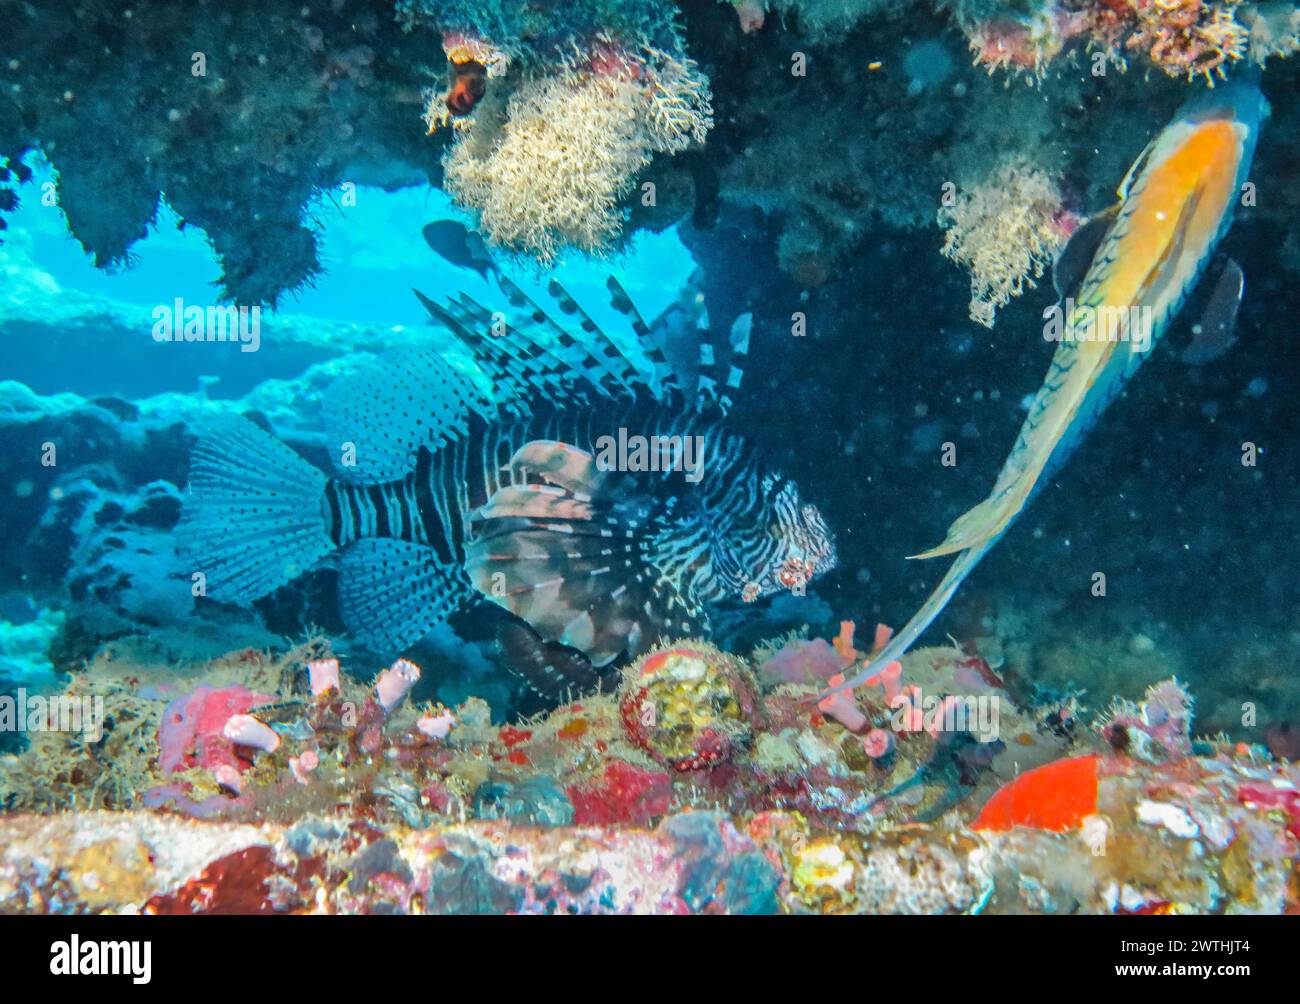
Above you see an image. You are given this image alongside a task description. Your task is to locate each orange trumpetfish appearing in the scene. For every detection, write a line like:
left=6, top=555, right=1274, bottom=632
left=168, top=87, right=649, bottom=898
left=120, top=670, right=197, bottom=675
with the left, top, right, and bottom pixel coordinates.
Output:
left=824, top=79, right=1269, bottom=700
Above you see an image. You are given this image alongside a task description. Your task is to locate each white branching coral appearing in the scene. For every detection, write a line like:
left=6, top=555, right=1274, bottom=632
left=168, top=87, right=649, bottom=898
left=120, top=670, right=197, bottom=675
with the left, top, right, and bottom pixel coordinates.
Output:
left=1243, top=1, right=1300, bottom=63
left=642, top=47, right=715, bottom=152
left=938, top=158, right=1069, bottom=328
left=442, top=49, right=713, bottom=261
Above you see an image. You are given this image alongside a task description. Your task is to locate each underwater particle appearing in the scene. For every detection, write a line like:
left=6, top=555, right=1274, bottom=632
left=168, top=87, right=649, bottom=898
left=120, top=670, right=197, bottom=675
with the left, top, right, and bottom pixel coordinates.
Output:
left=375, top=658, right=421, bottom=712
left=618, top=642, right=760, bottom=772
left=971, top=753, right=1099, bottom=832
left=938, top=157, right=1073, bottom=328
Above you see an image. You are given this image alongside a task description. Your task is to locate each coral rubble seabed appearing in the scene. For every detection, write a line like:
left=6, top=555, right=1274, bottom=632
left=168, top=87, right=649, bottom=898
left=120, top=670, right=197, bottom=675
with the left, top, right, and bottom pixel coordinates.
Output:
left=1, top=635, right=1296, bottom=914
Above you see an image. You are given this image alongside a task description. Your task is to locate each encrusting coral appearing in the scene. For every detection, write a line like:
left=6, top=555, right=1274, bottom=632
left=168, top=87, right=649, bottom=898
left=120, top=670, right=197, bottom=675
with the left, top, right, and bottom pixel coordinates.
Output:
left=2, top=622, right=1297, bottom=913
left=949, top=0, right=1257, bottom=84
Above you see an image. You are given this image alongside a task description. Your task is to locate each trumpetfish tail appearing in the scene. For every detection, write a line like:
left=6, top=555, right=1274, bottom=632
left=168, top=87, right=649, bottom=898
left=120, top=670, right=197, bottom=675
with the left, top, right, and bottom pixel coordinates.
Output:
left=818, top=538, right=996, bottom=699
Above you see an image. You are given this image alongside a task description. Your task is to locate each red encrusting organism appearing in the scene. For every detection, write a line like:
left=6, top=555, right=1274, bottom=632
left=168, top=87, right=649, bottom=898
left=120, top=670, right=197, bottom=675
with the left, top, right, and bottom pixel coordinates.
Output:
left=972, top=753, right=1100, bottom=832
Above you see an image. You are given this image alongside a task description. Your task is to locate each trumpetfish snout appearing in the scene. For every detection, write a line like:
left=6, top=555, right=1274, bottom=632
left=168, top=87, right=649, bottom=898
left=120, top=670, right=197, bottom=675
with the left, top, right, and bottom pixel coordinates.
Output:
left=822, top=79, right=1269, bottom=701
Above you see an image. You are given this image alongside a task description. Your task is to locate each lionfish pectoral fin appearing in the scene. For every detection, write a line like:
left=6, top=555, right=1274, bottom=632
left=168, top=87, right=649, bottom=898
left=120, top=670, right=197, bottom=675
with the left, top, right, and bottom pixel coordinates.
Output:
left=466, top=473, right=695, bottom=665
left=337, top=538, right=470, bottom=656
left=475, top=484, right=594, bottom=522
left=507, top=440, right=607, bottom=496
left=494, top=617, right=618, bottom=702
left=322, top=344, right=486, bottom=483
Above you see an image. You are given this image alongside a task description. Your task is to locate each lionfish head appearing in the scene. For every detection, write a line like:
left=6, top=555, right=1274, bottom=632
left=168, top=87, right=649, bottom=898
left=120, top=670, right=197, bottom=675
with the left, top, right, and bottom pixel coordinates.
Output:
left=738, top=478, right=837, bottom=603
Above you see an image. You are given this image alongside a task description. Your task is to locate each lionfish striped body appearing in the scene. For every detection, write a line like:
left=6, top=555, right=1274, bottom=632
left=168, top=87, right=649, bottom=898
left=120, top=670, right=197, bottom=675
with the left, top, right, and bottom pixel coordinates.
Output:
left=183, top=274, right=836, bottom=697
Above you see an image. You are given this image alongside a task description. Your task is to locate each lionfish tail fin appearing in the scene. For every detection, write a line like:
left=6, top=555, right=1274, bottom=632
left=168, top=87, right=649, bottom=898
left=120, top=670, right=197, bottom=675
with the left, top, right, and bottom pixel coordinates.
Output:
left=180, top=412, right=333, bottom=603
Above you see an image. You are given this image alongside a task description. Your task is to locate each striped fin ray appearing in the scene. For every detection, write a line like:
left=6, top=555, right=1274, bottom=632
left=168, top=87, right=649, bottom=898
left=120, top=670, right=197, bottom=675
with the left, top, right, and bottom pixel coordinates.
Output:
left=181, top=412, right=334, bottom=602
left=538, top=278, right=648, bottom=396
left=691, top=310, right=752, bottom=417
left=605, top=275, right=682, bottom=403
left=337, top=538, right=471, bottom=655
left=413, top=288, right=537, bottom=410
left=415, top=280, right=653, bottom=409
left=447, top=289, right=597, bottom=404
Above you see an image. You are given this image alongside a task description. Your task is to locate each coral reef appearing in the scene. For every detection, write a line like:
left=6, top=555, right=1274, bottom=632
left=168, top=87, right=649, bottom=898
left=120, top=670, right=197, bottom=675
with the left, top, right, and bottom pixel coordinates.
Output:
left=0, top=631, right=1296, bottom=913
left=1244, top=0, right=1300, bottom=61
left=950, top=0, right=1254, bottom=84
left=938, top=157, right=1074, bottom=327
left=443, top=46, right=713, bottom=259
left=0, top=1, right=447, bottom=306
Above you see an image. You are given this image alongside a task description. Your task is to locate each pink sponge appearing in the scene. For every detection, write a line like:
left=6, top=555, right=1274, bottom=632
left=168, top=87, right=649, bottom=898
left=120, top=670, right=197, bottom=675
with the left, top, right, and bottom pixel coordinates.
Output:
left=758, top=638, right=844, bottom=685
left=158, top=684, right=276, bottom=775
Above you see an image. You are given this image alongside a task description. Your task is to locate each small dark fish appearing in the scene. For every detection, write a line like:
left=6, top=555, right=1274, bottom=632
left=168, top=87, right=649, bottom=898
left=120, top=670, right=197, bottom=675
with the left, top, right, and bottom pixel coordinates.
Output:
left=422, top=220, right=496, bottom=280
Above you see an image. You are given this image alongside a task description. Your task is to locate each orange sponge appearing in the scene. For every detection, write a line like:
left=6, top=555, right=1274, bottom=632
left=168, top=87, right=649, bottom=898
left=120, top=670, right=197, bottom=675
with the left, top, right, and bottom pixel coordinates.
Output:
left=972, top=753, right=1099, bottom=832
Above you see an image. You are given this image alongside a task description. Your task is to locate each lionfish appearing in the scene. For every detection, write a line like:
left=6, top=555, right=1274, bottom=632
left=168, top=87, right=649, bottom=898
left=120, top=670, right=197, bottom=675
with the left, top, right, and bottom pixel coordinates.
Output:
left=183, top=273, right=837, bottom=698
left=824, top=78, right=1269, bottom=698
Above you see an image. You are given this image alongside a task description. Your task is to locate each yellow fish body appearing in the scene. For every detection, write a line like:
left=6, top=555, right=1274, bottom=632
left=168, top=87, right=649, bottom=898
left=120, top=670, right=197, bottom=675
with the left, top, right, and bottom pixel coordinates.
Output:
left=827, top=80, right=1269, bottom=697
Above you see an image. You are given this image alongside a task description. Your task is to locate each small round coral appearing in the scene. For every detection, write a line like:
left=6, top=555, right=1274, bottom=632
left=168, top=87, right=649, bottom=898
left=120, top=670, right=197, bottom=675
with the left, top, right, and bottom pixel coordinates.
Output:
left=618, top=643, right=759, bottom=772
